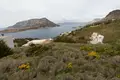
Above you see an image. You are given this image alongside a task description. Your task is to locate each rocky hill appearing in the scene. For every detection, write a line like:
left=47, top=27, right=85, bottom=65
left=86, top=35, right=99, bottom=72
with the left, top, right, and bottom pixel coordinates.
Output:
left=0, top=18, right=59, bottom=33
left=104, top=9, right=120, bottom=20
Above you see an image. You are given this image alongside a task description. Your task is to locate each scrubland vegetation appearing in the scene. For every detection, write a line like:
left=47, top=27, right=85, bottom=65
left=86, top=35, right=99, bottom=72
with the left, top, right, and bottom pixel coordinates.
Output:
left=0, top=40, right=13, bottom=58
left=1, top=20, right=120, bottom=80
left=0, top=42, right=120, bottom=80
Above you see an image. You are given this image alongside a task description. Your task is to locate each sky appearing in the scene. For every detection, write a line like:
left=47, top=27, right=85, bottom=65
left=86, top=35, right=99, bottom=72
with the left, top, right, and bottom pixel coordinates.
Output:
left=0, top=0, right=120, bottom=28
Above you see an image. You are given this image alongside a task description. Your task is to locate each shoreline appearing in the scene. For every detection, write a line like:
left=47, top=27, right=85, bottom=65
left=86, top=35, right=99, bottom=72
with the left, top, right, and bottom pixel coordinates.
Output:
left=0, top=26, right=59, bottom=33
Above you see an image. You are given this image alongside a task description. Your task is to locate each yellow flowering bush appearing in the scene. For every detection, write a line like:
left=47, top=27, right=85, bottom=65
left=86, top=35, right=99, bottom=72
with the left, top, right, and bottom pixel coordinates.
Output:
left=18, top=63, right=30, bottom=70
left=117, top=74, right=120, bottom=78
left=88, top=51, right=100, bottom=59
left=64, top=62, right=73, bottom=73
left=67, top=62, right=72, bottom=69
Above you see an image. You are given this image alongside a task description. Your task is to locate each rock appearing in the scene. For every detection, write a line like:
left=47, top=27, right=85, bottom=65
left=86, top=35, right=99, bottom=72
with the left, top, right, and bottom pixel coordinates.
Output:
left=89, top=32, right=104, bottom=44
left=22, top=38, right=53, bottom=47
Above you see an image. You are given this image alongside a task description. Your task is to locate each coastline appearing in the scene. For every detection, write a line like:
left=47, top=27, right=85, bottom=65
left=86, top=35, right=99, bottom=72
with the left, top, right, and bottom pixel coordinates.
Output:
left=0, top=26, right=59, bottom=33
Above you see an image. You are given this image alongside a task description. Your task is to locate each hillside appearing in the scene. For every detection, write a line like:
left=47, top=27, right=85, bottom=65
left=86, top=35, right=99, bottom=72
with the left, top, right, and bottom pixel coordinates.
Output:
left=0, top=18, right=59, bottom=33
left=0, top=41, right=120, bottom=80
left=54, top=19, right=120, bottom=43
left=54, top=10, right=120, bottom=44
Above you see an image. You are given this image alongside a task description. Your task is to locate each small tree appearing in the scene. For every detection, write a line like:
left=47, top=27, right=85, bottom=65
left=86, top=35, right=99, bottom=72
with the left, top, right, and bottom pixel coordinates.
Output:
left=0, top=40, right=13, bottom=58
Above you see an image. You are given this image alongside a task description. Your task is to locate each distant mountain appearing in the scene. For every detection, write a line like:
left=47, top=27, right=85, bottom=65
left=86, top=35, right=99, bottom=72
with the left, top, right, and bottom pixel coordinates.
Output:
left=90, top=18, right=101, bottom=23
left=9, top=18, right=59, bottom=29
left=0, top=18, right=59, bottom=33
left=58, top=22, right=87, bottom=27
left=88, top=18, right=102, bottom=24
left=104, top=9, right=120, bottom=20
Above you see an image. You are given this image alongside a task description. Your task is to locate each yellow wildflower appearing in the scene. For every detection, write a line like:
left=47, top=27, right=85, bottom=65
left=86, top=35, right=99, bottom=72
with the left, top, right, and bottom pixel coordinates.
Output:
left=18, top=64, right=26, bottom=69
left=88, top=51, right=100, bottom=59
left=26, top=64, right=30, bottom=69
left=18, top=63, right=30, bottom=70
left=88, top=51, right=97, bottom=56
left=67, top=62, right=72, bottom=69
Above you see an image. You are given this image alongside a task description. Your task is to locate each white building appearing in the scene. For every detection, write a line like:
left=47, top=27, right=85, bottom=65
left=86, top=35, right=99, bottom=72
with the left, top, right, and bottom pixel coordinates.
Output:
left=0, top=36, right=14, bottom=48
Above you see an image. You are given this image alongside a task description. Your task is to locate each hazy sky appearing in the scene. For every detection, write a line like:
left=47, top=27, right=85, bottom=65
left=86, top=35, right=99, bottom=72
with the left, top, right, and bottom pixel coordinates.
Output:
left=0, top=0, right=120, bottom=27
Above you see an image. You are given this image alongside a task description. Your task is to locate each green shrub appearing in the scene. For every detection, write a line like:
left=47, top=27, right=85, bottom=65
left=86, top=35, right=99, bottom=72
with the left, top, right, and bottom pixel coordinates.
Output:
left=14, top=38, right=38, bottom=47
left=80, top=44, right=120, bottom=56
left=0, top=40, right=13, bottom=58
left=54, top=36, right=75, bottom=43
left=26, top=44, right=52, bottom=57
left=80, top=45, right=93, bottom=51
left=38, top=56, right=57, bottom=74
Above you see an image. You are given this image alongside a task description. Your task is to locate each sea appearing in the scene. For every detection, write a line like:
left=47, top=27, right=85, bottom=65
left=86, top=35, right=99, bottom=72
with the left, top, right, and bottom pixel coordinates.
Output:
left=0, top=23, right=86, bottom=39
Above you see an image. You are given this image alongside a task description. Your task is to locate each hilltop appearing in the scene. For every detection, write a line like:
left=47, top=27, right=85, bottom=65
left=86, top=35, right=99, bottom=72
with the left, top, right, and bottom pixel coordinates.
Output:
left=104, top=9, right=120, bottom=20
left=0, top=18, right=59, bottom=33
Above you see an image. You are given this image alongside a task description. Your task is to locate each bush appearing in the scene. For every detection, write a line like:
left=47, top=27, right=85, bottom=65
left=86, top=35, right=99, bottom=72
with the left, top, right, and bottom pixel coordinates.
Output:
left=14, top=38, right=38, bottom=47
left=0, top=40, right=13, bottom=58
left=26, top=44, right=52, bottom=57
left=37, top=56, right=57, bottom=74
left=54, top=36, right=75, bottom=43
left=14, top=39, right=28, bottom=47
left=80, top=44, right=120, bottom=56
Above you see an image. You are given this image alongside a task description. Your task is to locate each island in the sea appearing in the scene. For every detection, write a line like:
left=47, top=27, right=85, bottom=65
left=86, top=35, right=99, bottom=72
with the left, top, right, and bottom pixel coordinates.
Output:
left=0, top=18, right=59, bottom=33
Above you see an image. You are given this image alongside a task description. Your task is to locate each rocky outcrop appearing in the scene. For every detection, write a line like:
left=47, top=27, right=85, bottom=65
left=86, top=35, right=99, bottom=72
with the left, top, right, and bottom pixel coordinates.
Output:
left=104, top=9, right=120, bottom=20
left=89, top=32, right=104, bottom=44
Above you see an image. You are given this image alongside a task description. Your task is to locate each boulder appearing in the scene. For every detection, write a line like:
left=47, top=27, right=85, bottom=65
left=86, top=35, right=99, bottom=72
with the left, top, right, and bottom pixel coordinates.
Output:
left=22, top=38, right=53, bottom=47
left=89, top=32, right=104, bottom=44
